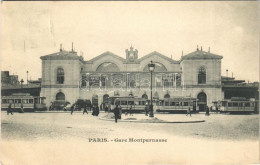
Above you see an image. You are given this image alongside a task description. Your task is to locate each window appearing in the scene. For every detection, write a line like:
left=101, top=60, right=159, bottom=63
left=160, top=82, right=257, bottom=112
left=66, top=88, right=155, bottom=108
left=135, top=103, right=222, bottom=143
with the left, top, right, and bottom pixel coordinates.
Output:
left=245, top=102, right=250, bottom=107
left=121, top=101, right=127, bottom=105
left=15, top=99, right=21, bottom=103
left=233, top=103, right=238, bottom=107
left=165, top=101, right=170, bottom=106
left=57, top=68, right=64, bottom=84
left=198, top=67, right=206, bottom=84
left=170, top=102, right=175, bottom=106
left=2, top=99, right=7, bottom=103
left=222, top=102, right=227, bottom=106
left=183, top=102, right=189, bottom=106
left=22, top=99, right=28, bottom=104
left=128, top=101, right=134, bottom=105
left=228, top=103, right=232, bottom=107
left=8, top=99, right=14, bottom=103
left=29, top=99, right=34, bottom=103
left=56, top=92, right=65, bottom=101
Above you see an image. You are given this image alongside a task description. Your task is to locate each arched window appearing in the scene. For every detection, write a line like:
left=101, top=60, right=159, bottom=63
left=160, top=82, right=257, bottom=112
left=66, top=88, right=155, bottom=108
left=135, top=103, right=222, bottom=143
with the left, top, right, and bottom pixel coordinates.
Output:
left=164, top=94, right=170, bottom=99
left=57, top=68, right=64, bottom=84
left=142, top=94, right=148, bottom=100
left=198, top=67, right=206, bottom=84
left=56, top=92, right=65, bottom=100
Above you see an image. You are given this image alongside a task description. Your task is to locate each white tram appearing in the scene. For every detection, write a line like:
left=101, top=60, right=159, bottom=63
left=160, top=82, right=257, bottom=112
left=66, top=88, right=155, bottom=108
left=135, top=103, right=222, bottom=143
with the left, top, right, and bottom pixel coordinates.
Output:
left=108, top=96, right=147, bottom=112
left=1, top=93, right=47, bottom=112
left=156, top=97, right=197, bottom=112
left=220, top=97, right=258, bottom=113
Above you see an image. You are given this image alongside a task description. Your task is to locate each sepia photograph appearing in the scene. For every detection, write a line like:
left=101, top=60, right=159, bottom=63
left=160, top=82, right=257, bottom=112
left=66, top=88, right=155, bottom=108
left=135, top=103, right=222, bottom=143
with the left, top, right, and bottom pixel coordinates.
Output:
left=1, top=1, right=259, bottom=164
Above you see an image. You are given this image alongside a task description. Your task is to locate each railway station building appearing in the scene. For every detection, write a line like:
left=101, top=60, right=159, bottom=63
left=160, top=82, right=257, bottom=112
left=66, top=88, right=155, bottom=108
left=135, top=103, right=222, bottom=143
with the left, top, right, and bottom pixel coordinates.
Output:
left=40, top=45, right=223, bottom=111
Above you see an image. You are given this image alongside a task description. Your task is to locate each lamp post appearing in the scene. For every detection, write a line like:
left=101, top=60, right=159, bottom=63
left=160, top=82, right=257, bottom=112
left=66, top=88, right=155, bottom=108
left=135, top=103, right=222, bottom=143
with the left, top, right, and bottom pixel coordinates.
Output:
left=148, top=60, right=155, bottom=117
left=26, top=71, right=29, bottom=86
left=21, top=79, right=24, bottom=88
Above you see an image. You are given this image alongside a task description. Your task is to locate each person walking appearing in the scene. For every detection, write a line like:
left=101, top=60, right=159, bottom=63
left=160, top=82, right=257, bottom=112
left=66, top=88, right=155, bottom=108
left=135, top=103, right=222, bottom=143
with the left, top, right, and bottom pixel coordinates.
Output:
left=186, top=107, right=192, bottom=117
left=114, top=104, right=120, bottom=123
left=83, top=104, right=88, bottom=115
left=145, top=104, right=149, bottom=116
left=7, top=103, right=13, bottom=115
left=205, top=106, right=210, bottom=116
left=105, top=105, right=108, bottom=112
left=96, top=106, right=100, bottom=116
left=71, top=104, right=75, bottom=115
left=129, top=105, right=133, bottom=116
left=20, top=103, right=24, bottom=113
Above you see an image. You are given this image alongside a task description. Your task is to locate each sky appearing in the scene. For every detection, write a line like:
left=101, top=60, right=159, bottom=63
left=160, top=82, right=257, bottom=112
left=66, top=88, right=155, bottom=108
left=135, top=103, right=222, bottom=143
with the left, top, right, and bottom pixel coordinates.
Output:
left=1, top=1, right=259, bottom=82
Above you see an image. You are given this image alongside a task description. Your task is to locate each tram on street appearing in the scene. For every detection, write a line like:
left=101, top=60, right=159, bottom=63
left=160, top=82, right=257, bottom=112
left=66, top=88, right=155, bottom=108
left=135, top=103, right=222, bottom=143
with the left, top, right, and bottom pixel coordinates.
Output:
left=156, top=97, right=197, bottom=113
left=219, top=97, right=258, bottom=113
left=1, top=93, right=47, bottom=112
left=108, top=96, right=147, bottom=112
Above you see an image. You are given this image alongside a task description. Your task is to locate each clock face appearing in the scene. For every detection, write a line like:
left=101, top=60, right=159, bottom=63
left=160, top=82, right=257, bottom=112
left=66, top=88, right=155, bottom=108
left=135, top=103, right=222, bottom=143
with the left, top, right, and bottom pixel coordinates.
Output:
left=129, top=53, right=135, bottom=61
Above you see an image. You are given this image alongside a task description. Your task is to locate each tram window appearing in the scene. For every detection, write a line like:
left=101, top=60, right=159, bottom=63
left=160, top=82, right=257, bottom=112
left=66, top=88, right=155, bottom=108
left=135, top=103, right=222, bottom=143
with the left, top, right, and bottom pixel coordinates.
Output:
left=15, top=99, right=21, bottom=103
left=115, top=101, right=120, bottom=105
left=175, top=102, right=179, bottom=106
left=8, top=99, right=14, bottom=103
left=179, top=102, right=183, bottom=106
left=2, top=99, right=7, bottom=103
left=135, top=101, right=139, bottom=105
left=29, top=99, right=34, bottom=104
left=228, top=103, right=232, bottom=107
left=41, top=98, right=45, bottom=104
left=170, top=102, right=175, bottom=106
left=128, top=101, right=134, bottom=105
left=239, top=103, right=243, bottom=107
left=222, top=102, right=227, bottom=106
left=22, top=99, right=28, bottom=104
left=233, top=103, right=238, bottom=107
left=183, top=102, right=189, bottom=106
left=121, top=101, right=127, bottom=105
left=245, top=102, right=250, bottom=107
left=251, top=103, right=254, bottom=107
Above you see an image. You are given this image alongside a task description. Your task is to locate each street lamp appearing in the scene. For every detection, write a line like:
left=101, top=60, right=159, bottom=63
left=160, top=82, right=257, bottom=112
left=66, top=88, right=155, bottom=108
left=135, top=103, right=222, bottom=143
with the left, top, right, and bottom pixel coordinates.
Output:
left=26, top=71, right=29, bottom=86
left=148, top=60, right=155, bottom=117
left=21, top=79, right=24, bottom=88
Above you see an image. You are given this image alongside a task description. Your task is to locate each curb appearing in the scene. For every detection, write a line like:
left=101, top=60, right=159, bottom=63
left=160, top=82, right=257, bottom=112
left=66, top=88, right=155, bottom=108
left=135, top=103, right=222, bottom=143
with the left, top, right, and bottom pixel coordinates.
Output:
left=99, top=118, right=205, bottom=123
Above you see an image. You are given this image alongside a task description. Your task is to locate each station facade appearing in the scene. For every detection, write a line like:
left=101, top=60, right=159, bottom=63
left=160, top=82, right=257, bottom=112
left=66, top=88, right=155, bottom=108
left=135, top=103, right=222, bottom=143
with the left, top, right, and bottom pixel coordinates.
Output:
left=40, top=46, right=223, bottom=111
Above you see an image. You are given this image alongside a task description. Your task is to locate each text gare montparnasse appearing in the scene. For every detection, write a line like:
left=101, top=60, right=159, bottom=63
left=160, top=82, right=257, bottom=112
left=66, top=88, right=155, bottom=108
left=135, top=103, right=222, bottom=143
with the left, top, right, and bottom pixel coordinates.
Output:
left=88, top=138, right=167, bottom=143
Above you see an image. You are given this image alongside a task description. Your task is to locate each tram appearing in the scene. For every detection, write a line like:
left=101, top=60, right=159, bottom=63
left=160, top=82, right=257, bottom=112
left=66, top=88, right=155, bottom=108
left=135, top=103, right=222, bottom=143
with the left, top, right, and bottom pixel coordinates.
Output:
left=108, top=96, right=147, bottom=112
left=1, top=93, right=47, bottom=112
left=156, top=97, right=197, bottom=113
left=219, top=97, right=258, bottom=113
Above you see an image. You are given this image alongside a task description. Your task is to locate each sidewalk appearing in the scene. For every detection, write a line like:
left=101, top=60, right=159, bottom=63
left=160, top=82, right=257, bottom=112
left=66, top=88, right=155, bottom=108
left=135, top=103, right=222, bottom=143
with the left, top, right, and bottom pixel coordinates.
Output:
left=99, top=113, right=205, bottom=123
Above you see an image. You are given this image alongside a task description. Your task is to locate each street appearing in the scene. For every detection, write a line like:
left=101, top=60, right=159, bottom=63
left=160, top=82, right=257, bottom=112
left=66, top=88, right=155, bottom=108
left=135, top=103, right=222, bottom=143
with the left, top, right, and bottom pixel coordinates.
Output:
left=1, top=111, right=259, bottom=164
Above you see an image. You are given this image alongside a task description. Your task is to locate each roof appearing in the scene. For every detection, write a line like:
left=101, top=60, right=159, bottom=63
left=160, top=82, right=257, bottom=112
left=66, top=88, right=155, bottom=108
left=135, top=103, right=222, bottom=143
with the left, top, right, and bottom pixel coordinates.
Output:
left=138, top=51, right=179, bottom=63
left=40, top=51, right=84, bottom=61
left=182, top=50, right=223, bottom=60
left=85, top=51, right=125, bottom=63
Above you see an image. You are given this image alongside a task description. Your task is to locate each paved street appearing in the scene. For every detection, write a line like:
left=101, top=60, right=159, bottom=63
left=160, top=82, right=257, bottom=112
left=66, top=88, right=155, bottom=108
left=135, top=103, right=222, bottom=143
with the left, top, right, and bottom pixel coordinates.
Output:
left=1, top=111, right=259, bottom=164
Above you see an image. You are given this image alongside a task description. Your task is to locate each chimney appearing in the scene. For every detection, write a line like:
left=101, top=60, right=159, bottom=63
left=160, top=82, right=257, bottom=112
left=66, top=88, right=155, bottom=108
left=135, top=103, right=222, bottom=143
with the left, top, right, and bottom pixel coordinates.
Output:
left=72, top=42, right=74, bottom=52
left=201, top=46, right=202, bottom=51
left=197, top=45, right=199, bottom=51
left=208, top=47, right=210, bottom=53
left=60, top=44, right=62, bottom=52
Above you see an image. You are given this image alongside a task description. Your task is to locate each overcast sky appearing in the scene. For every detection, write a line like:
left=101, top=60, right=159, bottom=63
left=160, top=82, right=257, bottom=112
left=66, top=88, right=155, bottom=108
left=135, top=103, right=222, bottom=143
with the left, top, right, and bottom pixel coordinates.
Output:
left=1, top=1, right=259, bottom=82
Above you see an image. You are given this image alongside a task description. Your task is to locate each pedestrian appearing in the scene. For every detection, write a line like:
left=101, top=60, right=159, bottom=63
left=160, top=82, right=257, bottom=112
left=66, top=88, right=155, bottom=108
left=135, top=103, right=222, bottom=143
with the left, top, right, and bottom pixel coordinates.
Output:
left=186, top=107, right=192, bottom=117
left=205, top=106, right=210, bottom=116
left=118, top=105, right=122, bottom=119
left=92, top=105, right=96, bottom=116
left=71, top=104, right=75, bottom=115
left=83, top=104, right=88, bottom=115
left=114, top=104, right=120, bottom=123
left=7, top=103, right=13, bottom=115
left=216, top=105, right=219, bottom=113
left=129, top=105, right=133, bottom=116
left=20, top=103, right=24, bottom=113
left=145, top=104, right=149, bottom=116
left=96, top=106, right=99, bottom=116
left=105, top=105, right=108, bottom=112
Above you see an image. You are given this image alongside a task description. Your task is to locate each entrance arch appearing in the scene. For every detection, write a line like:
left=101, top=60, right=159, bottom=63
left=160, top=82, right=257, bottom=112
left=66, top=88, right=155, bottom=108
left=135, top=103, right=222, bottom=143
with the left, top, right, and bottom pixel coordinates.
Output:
left=56, top=92, right=65, bottom=100
left=197, top=92, right=207, bottom=111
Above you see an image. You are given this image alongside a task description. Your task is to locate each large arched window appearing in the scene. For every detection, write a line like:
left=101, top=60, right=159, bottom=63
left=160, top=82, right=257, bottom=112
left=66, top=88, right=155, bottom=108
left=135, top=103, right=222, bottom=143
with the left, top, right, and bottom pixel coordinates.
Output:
left=96, top=62, right=120, bottom=72
left=164, top=94, right=170, bottom=99
left=143, top=62, right=167, bottom=72
left=57, top=68, right=64, bottom=84
left=56, top=92, right=65, bottom=100
left=198, top=67, right=206, bottom=84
